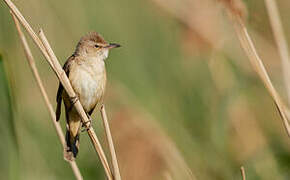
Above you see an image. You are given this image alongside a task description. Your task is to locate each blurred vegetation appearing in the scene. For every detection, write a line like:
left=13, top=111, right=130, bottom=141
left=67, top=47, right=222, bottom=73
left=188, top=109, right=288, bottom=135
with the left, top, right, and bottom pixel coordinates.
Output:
left=0, top=54, right=19, bottom=179
left=0, top=0, right=290, bottom=179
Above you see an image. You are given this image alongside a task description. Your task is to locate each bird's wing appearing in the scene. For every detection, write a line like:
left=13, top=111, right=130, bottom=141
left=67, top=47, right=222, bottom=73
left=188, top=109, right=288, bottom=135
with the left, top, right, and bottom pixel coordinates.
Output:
left=55, top=55, right=75, bottom=121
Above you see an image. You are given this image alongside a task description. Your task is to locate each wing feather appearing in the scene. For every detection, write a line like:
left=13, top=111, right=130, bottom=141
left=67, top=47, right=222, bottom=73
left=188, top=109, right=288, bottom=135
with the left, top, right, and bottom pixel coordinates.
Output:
left=55, top=55, right=75, bottom=121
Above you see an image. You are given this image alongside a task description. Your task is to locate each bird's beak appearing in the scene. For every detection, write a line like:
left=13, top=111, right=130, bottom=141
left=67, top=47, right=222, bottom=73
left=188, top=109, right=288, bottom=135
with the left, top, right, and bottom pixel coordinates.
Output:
left=105, top=43, right=121, bottom=49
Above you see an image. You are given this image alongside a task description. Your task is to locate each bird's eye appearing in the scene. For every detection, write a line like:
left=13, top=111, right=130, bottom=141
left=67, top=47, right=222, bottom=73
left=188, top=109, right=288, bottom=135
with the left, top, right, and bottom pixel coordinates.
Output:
left=95, top=44, right=99, bottom=48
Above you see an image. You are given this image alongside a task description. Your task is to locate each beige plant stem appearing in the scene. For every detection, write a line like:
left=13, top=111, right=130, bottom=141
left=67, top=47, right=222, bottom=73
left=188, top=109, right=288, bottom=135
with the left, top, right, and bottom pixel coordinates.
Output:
left=264, top=0, right=290, bottom=105
left=38, top=30, right=113, bottom=180
left=3, top=0, right=113, bottom=179
left=10, top=12, right=83, bottom=180
left=100, top=105, right=122, bottom=180
left=221, top=5, right=290, bottom=136
left=240, top=166, right=246, bottom=180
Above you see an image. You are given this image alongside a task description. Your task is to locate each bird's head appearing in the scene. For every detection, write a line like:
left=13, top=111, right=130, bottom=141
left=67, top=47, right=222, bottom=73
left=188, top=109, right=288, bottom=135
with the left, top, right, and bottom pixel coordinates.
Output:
left=75, top=32, right=120, bottom=60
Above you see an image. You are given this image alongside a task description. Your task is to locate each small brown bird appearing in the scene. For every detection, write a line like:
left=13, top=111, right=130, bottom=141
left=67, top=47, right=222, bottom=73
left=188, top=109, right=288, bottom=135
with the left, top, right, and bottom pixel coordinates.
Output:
left=55, top=32, right=120, bottom=160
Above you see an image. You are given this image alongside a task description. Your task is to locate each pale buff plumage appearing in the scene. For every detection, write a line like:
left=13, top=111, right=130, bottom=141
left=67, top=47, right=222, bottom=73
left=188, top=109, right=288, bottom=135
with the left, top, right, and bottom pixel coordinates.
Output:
left=63, top=55, right=107, bottom=139
left=70, top=56, right=106, bottom=111
left=55, top=32, right=120, bottom=160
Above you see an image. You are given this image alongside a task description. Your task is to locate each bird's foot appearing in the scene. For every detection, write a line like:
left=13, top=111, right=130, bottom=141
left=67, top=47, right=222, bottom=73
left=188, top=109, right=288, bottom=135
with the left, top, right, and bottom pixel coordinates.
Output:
left=81, top=114, right=92, bottom=132
left=63, top=147, right=75, bottom=162
left=67, top=96, right=78, bottom=112
left=69, top=96, right=78, bottom=105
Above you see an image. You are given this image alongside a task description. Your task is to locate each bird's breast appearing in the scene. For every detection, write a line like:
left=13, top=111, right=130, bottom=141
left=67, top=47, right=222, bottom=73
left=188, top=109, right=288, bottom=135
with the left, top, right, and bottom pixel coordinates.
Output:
left=69, top=60, right=106, bottom=111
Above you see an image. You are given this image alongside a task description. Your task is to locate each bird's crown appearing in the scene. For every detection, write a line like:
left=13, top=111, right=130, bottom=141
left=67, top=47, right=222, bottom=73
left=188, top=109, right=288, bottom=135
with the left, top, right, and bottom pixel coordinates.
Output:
left=79, top=32, right=107, bottom=44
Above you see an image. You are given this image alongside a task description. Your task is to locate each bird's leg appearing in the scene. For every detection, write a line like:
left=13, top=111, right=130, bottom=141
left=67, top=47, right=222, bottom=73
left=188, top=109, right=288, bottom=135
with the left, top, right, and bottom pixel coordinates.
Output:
left=81, top=112, right=92, bottom=132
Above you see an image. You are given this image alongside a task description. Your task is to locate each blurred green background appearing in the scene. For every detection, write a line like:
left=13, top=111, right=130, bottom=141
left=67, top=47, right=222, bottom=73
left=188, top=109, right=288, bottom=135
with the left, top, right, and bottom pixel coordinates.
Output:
left=1, top=0, right=290, bottom=179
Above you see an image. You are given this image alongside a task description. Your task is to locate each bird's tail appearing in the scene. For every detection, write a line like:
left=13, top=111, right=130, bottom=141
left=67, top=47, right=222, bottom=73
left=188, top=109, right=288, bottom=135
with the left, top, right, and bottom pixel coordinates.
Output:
left=64, top=130, right=80, bottom=161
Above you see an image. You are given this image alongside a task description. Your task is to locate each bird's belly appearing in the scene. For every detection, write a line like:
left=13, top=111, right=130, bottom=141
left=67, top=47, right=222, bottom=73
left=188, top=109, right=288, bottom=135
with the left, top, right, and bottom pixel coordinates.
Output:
left=70, top=68, right=106, bottom=112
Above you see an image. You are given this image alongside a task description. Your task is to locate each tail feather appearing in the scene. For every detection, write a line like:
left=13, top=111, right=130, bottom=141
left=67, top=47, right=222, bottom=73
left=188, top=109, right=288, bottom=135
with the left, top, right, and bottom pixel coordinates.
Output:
left=65, top=130, right=80, bottom=159
left=56, top=101, right=62, bottom=121
left=63, top=103, right=82, bottom=160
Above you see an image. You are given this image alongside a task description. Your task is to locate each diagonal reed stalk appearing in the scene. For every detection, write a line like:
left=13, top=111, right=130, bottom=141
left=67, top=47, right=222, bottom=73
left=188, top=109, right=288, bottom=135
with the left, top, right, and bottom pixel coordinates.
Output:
left=100, top=105, right=121, bottom=180
left=218, top=0, right=290, bottom=137
left=264, top=0, right=290, bottom=105
left=3, top=0, right=115, bottom=179
left=240, top=166, right=246, bottom=180
left=10, top=12, right=83, bottom=180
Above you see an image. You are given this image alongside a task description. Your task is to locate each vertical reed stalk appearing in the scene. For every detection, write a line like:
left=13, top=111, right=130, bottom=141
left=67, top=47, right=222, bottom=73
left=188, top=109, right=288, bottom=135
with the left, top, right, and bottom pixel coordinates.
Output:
left=100, top=105, right=122, bottom=180
left=10, top=12, right=83, bottom=180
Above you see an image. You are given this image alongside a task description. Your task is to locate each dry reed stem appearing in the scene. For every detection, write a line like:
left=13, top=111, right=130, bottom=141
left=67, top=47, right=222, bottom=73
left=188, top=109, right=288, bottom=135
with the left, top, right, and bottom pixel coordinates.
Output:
left=3, top=0, right=113, bottom=179
left=240, top=166, right=246, bottom=180
left=100, top=105, right=122, bottom=180
left=10, top=13, right=83, bottom=180
left=264, top=0, right=290, bottom=105
left=38, top=30, right=113, bottom=180
left=219, top=1, right=290, bottom=137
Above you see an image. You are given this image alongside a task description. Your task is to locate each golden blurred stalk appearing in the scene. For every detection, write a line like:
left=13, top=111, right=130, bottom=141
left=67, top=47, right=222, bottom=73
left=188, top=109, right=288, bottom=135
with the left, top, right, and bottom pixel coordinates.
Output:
left=10, top=12, right=83, bottom=180
left=219, top=0, right=290, bottom=137
left=264, top=0, right=290, bottom=105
